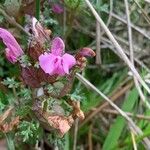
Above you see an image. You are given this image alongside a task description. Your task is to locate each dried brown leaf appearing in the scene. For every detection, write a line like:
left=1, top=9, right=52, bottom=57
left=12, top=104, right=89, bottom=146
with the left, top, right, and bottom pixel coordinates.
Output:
left=32, top=100, right=74, bottom=136
left=0, top=107, right=13, bottom=124
left=28, top=42, right=45, bottom=61
left=0, top=117, right=19, bottom=133
left=69, top=101, right=85, bottom=120
left=21, top=67, right=41, bottom=88
left=47, top=115, right=74, bottom=136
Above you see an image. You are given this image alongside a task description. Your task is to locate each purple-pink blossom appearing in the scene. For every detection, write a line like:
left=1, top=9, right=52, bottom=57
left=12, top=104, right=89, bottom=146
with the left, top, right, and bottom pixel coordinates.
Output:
left=0, top=28, right=24, bottom=63
left=79, top=47, right=96, bottom=57
left=39, top=37, right=76, bottom=76
left=52, top=4, right=64, bottom=14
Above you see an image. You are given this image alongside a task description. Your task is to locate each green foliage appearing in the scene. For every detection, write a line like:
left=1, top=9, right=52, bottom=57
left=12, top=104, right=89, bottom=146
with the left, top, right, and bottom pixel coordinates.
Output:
left=19, top=55, right=31, bottom=67
left=0, top=15, right=4, bottom=24
left=19, top=88, right=32, bottom=101
left=48, top=133, right=67, bottom=149
left=5, top=133, right=15, bottom=150
left=2, top=77, right=19, bottom=88
left=102, top=88, right=138, bottom=150
left=64, top=0, right=84, bottom=10
left=81, top=69, right=127, bottom=112
left=16, top=121, right=42, bottom=144
left=69, top=89, right=85, bottom=101
left=0, top=101, right=6, bottom=113
left=94, top=0, right=109, bottom=13
left=15, top=105, right=31, bottom=118
left=0, top=0, right=150, bottom=149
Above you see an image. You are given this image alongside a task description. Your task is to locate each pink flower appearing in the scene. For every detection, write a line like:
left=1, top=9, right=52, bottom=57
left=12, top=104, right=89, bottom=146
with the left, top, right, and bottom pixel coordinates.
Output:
left=79, top=47, right=96, bottom=57
left=0, top=28, right=24, bottom=63
left=52, top=4, right=64, bottom=14
left=39, top=37, right=76, bottom=76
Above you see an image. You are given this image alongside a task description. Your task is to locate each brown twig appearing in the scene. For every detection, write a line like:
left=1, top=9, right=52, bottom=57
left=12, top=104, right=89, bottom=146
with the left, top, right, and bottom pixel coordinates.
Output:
left=88, top=124, right=93, bottom=150
left=73, top=119, right=79, bottom=150
left=101, top=108, right=150, bottom=121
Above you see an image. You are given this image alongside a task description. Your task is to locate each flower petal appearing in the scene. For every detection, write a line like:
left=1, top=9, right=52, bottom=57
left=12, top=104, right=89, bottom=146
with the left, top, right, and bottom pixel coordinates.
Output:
left=51, top=37, right=65, bottom=56
left=52, top=57, right=65, bottom=76
left=62, top=60, right=69, bottom=74
left=5, top=48, right=14, bottom=63
left=32, top=17, right=39, bottom=37
left=39, top=53, right=56, bottom=74
left=79, top=47, right=95, bottom=57
left=0, top=28, right=23, bottom=54
left=5, top=48, right=17, bottom=63
left=52, top=4, right=64, bottom=14
left=0, top=28, right=23, bottom=63
left=62, top=53, right=76, bottom=74
left=32, top=17, right=50, bottom=41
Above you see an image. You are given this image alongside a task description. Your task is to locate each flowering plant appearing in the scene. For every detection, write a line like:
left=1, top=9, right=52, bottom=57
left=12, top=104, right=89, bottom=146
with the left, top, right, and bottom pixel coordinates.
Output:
left=0, top=17, right=95, bottom=139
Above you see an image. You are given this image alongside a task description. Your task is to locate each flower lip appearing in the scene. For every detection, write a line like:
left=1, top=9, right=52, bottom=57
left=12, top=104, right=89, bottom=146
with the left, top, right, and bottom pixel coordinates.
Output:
left=39, top=37, right=76, bottom=76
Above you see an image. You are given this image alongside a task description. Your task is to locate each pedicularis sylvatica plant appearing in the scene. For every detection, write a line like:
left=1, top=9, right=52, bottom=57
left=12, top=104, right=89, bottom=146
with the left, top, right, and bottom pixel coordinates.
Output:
left=0, top=16, right=95, bottom=145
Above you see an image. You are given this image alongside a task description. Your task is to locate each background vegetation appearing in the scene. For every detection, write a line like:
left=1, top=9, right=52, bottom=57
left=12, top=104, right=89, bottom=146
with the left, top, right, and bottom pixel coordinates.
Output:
left=0, top=0, right=150, bottom=149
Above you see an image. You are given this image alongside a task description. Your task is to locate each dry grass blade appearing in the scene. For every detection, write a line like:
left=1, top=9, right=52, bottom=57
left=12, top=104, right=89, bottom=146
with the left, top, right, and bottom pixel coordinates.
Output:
left=76, top=73, right=150, bottom=149
left=88, top=124, right=93, bottom=150
left=131, top=131, right=138, bottom=150
left=0, top=107, right=13, bottom=124
left=102, top=109, right=150, bottom=121
left=80, top=81, right=133, bottom=127
left=84, top=0, right=150, bottom=96
left=124, top=0, right=150, bottom=109
left=106, top=12, right=150, bottom=40
left=73, top=24, right=150, bottom=73
left=133, top=0, right=150, bottom=24
left=73, top=119, right=79, bottom=150
left=145, top=0, right=150, bottom=3
left=96, top=20, right=101, bottom=65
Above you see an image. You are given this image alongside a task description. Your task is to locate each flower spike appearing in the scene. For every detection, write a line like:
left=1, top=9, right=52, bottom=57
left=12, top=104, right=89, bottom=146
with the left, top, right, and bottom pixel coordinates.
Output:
left=0, top=28, right=24, bottom=63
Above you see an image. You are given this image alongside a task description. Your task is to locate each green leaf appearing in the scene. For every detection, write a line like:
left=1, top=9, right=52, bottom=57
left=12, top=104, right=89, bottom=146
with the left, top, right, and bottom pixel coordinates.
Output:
left=36, top=0, right=40, bottom=20
left=2, top=77, right=19, bottom=88
left=16, top=121, right=42, bottom=144
left=102, top=88, right=138, bottom=150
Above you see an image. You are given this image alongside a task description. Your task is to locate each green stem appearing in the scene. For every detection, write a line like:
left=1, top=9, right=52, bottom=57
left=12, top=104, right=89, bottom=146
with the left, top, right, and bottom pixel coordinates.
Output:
left=119, top=131, right=150, bottom=148
left=36, top=0, right=40, bottom=20
left=43, top=100, right=48, bottom=112
left=12, top=87, right=20, bottom=105
left=5, top=133, right=15, bottom=150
